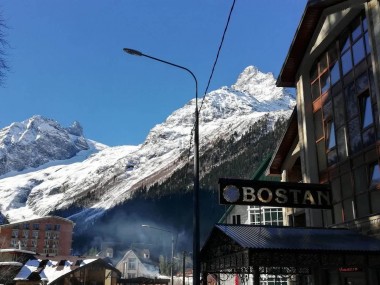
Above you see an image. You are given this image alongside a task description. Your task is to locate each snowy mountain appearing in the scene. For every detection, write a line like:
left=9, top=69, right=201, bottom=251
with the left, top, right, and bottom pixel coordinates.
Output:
left=0, top=66, right=295, bottom=226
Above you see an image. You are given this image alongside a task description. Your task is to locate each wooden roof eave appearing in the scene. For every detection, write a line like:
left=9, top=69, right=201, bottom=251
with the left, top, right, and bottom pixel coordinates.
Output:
left=267, top=108, right=298, bottom=176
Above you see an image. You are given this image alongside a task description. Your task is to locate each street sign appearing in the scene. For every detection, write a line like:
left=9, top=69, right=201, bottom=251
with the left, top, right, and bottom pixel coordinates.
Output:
left=219, top=178, right=332, bottom=209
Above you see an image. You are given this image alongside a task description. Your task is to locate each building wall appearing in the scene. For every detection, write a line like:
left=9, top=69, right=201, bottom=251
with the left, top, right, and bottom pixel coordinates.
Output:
left=0, top=216, right=74, bottom=256
left=116, top=250, right=159, bottom=279
left=291, top=0, right=380, bottom=235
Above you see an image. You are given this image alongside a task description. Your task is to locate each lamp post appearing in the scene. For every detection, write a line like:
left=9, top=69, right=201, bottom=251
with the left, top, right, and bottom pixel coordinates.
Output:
left=141, top=225, right=175, bottom=285
left=124, top=48, right=200, bottom=285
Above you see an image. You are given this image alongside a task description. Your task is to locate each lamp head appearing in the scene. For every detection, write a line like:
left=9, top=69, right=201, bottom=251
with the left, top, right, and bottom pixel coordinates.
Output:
left=123, top=48, right=143, bottom=56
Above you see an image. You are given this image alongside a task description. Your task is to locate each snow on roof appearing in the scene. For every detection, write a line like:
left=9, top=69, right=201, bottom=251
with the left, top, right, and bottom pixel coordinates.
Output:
left=14, top=257, right=98, bottom=283
left=0, top=248, right=36, bottom=254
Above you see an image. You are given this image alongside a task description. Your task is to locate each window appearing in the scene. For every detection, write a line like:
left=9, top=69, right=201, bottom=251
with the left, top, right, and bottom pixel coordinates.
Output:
left=310, top=13, right=377, bottom=172
left=33, top=224, right=39, bottom=230
left=248, top=207, right=283, bottom=226
left=369, top=163, right=380, bottom=190
left=232, top=215, right=241, bottom=225
left=360, top=93, right=373, bottom=128
left=45, top=224, right=52, bottom=231
left=32, top=231, right=39, bottom=239
left=11, top=229, right=19, bottom=238
left=128, top=258, right=137, bottom=270
left=54, top=224, right=61, bottom=231
left=23, top=223, right=29, bottom=230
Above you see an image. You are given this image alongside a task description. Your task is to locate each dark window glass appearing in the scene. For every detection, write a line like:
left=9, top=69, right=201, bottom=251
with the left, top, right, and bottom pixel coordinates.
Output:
left=328, top=43, right=338, bottom=63
left=348, top=118, right=362, bottom=153
left=362, top=127, right=375, bottom=147
left=334, top=203, right=343, bottom=223
left=341, top=51, right=353, bottom=76
left=331, top=179, right=341, bottom=203
left=370, top=191, right=380, bottom=213
left=333, top=93, right=345, bottom=127
left=327, top=149, right=338, bottom=165
left=343, top=199, right=354, bottom=221
left=364, top=32, right=371, bottom=54
left=330, top=61, right=340, bottom=85
left=310, top=64, right=318, bottom=82
left=340, top=32, right=350, bottom=53
left=314, top=109, right=323, bottom=139
left=354, top=166, right=368, bottom=193
left=362, top=16, right=368, bottom=32
left=357, top=193, right=370, bottom=217
left=323, top=99, right=333, bottom=121
left=341, top=173, right=353, bottom=199
left=345, top=83, right=358, bottom=120
left=352, top=38, right=366, bottom=66
left=320, top=71, right=330, bottom=94
left=311, top=80, right=320, bottom=100
left=361, top=95, right=373, bottom=128
left=317, top=140, right=327, bottom=171
left=351, top=18, right=362, bottom=41
left=327, top=121, right=336, bottom=149
left=336, top=127, right=348, bottom=161
left=356, top=72, right=369, bottom=94
left=320, top=52, right=328, bottom=72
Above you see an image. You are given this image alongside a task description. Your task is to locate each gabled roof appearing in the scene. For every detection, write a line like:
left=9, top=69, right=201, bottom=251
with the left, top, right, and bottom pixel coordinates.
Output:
left=277, top=0, right=369, bottom=87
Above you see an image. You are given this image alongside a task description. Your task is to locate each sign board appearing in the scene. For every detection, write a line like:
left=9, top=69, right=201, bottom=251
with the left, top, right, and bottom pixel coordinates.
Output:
left=219, top=178, right=332, bottom=209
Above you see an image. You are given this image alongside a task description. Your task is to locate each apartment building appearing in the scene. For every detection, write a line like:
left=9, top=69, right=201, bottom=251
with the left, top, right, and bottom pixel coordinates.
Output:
left=0, top=216, right=74, bottom=256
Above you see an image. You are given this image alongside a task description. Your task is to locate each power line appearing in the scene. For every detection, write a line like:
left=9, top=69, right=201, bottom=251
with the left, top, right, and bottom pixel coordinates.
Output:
left=185, top=0, right=237, bottom=180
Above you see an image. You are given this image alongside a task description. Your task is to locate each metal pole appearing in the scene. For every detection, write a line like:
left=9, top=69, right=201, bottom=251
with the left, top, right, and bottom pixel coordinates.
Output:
left=183, top=251, right=186, bottom=285
left=171, top=233, right=174, bottom=285
left=125, top=48, right=200, bottom=285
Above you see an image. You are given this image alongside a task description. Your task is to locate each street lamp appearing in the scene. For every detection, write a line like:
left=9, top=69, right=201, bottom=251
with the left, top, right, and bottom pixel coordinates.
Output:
left=141, top=225, right=175, bottom=285
left=124, top=48, right=200, bottom=285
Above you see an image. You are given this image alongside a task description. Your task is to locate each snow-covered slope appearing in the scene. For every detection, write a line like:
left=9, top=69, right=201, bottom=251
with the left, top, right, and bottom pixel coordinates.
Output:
left=0, top=66, right=295, bottom=224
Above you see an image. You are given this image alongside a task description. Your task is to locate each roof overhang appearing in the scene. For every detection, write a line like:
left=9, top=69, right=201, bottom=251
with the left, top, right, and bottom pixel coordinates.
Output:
left=276, top=0, right=369, bottom=87
left=200, top=224, right=380, bottom=273
left=267, top=107, right=298, bottom=175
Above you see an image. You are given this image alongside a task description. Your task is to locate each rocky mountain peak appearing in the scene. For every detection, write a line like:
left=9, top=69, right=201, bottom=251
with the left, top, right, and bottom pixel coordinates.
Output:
left=0, top=115, right=90, bottom=176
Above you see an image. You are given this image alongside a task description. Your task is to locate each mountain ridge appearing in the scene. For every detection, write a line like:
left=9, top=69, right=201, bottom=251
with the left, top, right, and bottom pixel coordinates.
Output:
left=0, top=66, right=295, bottom=228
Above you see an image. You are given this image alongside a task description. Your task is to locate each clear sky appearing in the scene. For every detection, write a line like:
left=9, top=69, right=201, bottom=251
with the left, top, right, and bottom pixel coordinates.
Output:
left=1, top=1, right=306, bottom=146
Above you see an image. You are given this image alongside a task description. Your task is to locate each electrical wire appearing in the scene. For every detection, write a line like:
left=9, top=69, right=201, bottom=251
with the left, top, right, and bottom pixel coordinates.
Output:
left=185, top=0, right=237, bottom=179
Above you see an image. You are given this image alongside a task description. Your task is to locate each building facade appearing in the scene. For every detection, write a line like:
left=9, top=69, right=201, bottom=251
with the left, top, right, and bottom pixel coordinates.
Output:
left=268, top=0, right=380, bottom=283
left=0, top=216, right=74, bottom=256
left=116, top=249, right=160, bottom=279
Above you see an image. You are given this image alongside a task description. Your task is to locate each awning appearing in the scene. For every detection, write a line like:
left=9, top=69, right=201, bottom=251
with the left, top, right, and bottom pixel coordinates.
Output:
left=200, top=224, right=380, bottom=274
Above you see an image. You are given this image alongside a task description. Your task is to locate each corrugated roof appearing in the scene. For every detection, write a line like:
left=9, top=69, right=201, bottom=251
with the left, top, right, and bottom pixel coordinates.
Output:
left=214, top=224, right=380, bottom=253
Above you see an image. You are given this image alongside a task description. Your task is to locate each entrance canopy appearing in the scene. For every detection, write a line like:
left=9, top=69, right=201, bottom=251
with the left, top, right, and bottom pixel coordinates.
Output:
left=200, top=224, right=380, bottom=275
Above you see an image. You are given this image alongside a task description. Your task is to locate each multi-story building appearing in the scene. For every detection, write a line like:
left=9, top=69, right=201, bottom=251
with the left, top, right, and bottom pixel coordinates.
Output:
left=0, top=216, right=74, bottom=256
left=201, top=2, right=380, bottom=284
left=267, top=0, right=380, bottom=283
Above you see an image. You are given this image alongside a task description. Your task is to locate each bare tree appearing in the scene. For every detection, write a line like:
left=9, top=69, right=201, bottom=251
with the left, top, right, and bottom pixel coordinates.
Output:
left=0, top=11, right=9, bottom=86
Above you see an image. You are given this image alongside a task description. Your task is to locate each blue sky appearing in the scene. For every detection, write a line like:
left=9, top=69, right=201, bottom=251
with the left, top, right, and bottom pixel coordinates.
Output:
left=1, top=1, right=305, bottom=146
